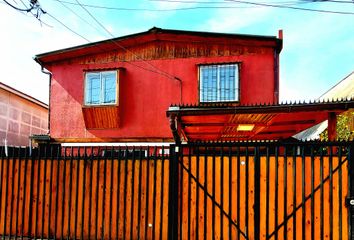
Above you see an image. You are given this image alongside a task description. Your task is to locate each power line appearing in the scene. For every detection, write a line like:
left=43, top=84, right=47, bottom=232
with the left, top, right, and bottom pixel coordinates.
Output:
left=153, top=0, right=354, bottom=4
left=55, top=0, right=103, bottom=34
left=150, top=0, right=311, bottom=5
left=51, top=2, right=184, bottom=99
left=151, top=0, right=354, bottom=14
left=19, top=0, right=31, bottom=8
left=301, top=0, right=353, bottom=3
left=225, top=0, right=354, bottom=14
left=45, top=11, right=91, bottom=42
left=41, top=0, right=182, bottom=83
left=50, top=0, right=354, bottom=13
left=2, top=0, right=34, bottom=12
left=3, top=0, right=52, bottom=26
left=72, top=0, right=180, bottom=81
left=51, top=0, right=262, bottom=11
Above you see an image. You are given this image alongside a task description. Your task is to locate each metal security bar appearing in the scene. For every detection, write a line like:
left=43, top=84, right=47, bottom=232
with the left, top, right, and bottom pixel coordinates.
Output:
left=170, top=141, right=353, bottom=240
left=199, top=64, right=239, bottom=103
left=0, top=145, right=169, bottom=240
left=0, top=141, right=353, bottom=240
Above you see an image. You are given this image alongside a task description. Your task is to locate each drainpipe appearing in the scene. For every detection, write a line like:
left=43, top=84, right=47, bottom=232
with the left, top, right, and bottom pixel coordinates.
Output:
left=40, top=66, right=52, bottom=136
left=4, top=139, right=8, bottom=157
left=174, top=77, right=182, bottom=103
left=169, top=115, right=181, bottom=145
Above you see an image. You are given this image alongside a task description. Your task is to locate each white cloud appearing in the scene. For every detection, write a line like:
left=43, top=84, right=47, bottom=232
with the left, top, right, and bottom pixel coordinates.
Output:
left=0, top=3, right=88, bottom=103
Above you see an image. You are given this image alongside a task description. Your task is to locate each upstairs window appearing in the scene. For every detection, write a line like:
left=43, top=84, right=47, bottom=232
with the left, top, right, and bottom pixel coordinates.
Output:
left=199, top=64, right=239, bottom=102
left=84, top=71, right=117, bottom=105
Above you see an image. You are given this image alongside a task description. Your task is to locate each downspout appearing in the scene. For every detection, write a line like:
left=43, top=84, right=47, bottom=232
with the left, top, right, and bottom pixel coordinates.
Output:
left=40, top=65, right=52, bottom=136
left=174, top=77, right=182, bottom=103
left=169, top=115, right=181, bottom=145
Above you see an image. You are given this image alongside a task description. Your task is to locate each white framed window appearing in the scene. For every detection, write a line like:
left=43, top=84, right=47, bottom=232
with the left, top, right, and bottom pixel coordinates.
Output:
left=199, top=64, right=239, bottom=102
left=84, top=71, right=117, bottom=105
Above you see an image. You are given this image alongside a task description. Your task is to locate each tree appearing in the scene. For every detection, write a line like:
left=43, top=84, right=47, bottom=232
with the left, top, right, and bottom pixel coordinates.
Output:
left=320, top=111, right=354, bottom=141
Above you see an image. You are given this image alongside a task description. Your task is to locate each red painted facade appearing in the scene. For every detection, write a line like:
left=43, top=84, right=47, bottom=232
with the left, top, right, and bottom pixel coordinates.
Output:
left=35, top=28, right=282, bottom=143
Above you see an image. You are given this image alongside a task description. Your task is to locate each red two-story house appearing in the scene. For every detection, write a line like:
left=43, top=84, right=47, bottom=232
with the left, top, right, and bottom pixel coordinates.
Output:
left=35, top=27, right=352, bottom=145
left=34, top=27, right=282, bottom=144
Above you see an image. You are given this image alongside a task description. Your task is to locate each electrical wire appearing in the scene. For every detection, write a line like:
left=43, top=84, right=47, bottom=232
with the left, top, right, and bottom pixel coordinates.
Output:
left=43, top=1, right=182, bottom=83
left=55, top=0, right=103, bottom=34
left=73, top=0, right=181, bottom=81
left=225, top=0, right=354, bottom=14
left=3, top=0, right=52, bottom=26
left=51, top=0, right=261, bottom=11
left=151, top=0, right=354, bottom=14
left=45, top=11, right=91, bottom=42
left=301, top=0, right=354, bottom=3
left=154, top=0, right=354, bottom=3
left=2, top=0, right=34, bottom=12
left=46, top=1, right=184, bottom=100
left=150, top=0, right=311, bottom=5
left=19, top=0, right=30, bottom=8
left=49, top=0, right=354, bottom=13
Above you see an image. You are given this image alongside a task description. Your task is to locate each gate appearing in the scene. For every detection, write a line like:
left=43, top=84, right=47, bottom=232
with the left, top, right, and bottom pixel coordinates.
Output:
left=168, top=141, right=354, bottom=240
left=0, top=146, right=170, bottom=239
left=1, top=141, right=354, bottom=239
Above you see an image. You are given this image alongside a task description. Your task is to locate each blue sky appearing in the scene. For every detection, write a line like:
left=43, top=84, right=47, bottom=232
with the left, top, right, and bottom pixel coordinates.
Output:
left=0, top=0, right=353, bottom=104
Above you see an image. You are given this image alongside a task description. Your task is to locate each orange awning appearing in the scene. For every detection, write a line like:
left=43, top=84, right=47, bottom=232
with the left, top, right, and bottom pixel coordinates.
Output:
left=167, top=99, right=354, bottom=142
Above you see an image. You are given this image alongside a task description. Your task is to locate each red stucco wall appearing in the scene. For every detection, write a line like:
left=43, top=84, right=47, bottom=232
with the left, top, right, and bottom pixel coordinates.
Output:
left=45, top=39, right=278, bottom=142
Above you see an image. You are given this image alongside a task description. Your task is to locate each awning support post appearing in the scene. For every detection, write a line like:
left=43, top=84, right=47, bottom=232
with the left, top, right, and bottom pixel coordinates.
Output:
left=169, top=115, right=181, bottom=145
left=328, top=112, right=337, bottom=141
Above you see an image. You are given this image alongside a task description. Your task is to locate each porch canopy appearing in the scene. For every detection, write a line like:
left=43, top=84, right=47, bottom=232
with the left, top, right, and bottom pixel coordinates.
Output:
left=166, top=99, right=354, bottom=143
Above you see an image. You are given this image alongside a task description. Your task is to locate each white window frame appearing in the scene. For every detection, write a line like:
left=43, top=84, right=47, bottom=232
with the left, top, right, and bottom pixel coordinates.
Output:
left=84, top=70, right=118, bottom=106
left=199, top=64, right=239, bottom=103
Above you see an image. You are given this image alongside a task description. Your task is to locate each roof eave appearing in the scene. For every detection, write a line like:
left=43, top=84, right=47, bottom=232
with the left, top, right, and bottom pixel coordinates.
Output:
left=35, top=27, right=282, bottom=64
left=0, top=82, right=48, bottom=109
left=167, top=99, right=354, bottom=117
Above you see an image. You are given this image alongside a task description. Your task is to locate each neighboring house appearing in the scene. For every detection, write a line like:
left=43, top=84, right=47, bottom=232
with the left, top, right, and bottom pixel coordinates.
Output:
left=0, top=82, right=48, bottom=146
left=294, top=71, right=354, bottom=140
left=34, top=27, right=283, bottom=144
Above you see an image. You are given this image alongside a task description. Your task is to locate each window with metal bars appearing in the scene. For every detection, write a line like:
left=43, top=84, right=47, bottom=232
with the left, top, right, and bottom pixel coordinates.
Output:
left=199, top=64, right=239, bottom=102
left=84, top=70, right=117, bottom=105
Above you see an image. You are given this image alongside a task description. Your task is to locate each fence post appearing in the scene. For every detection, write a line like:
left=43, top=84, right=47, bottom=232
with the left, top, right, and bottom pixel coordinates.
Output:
left=254, top=145, right=260, bottom=240
left=168, top=144, right=179, bottom=240
left=347, top=143, right=354, bottom=240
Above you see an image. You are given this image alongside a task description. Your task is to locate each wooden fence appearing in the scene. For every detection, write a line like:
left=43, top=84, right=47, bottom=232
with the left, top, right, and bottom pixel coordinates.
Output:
left=0, top=146, right=169, bottom=240
left=0, top=142, right=353, bottom=240
left=173, top=142, right=352, bottom=240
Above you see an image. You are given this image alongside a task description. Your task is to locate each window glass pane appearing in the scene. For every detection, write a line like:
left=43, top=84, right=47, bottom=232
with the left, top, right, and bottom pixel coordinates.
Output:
left=219, top=65, right=236, bottom=101
left=86, top=73, right=101, bottom=104
left=200, top=64, right=238, bottom=102
left=200, top=65, right=217, bottom=102
left=85, top=71, right=117, bottom=105
left=102, top=72, right=116, bottom=103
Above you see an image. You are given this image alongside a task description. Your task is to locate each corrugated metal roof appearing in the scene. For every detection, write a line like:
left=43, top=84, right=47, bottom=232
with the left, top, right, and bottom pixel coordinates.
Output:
left=295, top=71, right=354, bottom=140
left=168, top=98, right=354, bottom=142
left=320, top=71, right=354, bottom=100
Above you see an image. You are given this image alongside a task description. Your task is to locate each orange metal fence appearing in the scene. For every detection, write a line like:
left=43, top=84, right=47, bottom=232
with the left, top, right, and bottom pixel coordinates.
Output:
left=0, top=142, right=352, bottom=240
left=0, top=146, right=169, bottom=240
